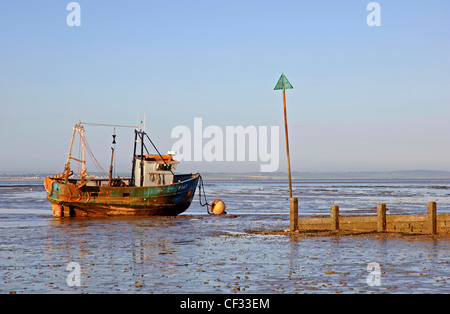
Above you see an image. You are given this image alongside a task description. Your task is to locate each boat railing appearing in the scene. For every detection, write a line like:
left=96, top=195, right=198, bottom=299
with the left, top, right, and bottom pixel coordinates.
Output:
left=64, top=177, right=133, bottom=187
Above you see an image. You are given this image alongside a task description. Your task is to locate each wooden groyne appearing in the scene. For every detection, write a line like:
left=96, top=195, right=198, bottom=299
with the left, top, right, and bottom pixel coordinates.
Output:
left=290, top=201, right=450, bottom=235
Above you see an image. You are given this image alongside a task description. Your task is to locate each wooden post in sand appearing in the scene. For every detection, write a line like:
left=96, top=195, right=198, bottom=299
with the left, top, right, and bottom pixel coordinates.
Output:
left=427, top=201, right=437, bottom=235
left=377, top=203, right=387, bottom=232
left=330, top=206, right=339, bottom=231
left=290, top=198, right=298, bottom=231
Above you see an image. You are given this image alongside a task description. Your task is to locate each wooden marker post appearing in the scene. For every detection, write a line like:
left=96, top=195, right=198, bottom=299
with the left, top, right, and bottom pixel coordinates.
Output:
left=274, top=73, right=297, bottom=230
left=331, top=206, right=339, bottom=231
left=377, top=203, right=387, bottom=232
left=427, top=202, right=437, bottom=235
left=290, top=198, right=298, bottom=231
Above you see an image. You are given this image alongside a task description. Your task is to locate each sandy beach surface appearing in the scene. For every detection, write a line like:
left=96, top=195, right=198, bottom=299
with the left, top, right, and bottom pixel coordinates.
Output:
left=1, top=179, right=449, bottom=294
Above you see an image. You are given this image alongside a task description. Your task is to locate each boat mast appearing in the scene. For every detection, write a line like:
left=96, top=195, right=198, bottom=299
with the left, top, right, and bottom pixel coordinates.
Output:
left=64, top=122, right=87, bottom=183
left=64, top=124, right=78, bottom=183
left=140, top=131, right=144, bottom=187
left=108, top=147, right=114, bottom=185
left=131, top=130, right=138, bottom=187
left=108, top=128, right=116, bottom=186
left=131, top=122, right=143, bottom=187
left=79, top=124, right=87, bottom=182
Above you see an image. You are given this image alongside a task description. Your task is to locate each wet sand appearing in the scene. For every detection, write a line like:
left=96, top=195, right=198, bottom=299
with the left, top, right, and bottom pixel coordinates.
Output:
left=1, top=180, right=449, bottom=294
left=1, top=214, right=449, bottom=294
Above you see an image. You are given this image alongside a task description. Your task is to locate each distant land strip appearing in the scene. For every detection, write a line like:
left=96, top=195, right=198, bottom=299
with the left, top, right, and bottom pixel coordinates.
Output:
left=1, top=170, right=450, bottom=181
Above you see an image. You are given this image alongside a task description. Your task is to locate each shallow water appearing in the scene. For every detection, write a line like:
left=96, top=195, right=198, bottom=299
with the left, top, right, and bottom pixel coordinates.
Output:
left=0, top=179, right=449, bottom=294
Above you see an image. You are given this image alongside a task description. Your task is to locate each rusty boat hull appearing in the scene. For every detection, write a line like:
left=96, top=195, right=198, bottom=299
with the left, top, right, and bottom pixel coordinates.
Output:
left=44, top=173, right=200, bottom=217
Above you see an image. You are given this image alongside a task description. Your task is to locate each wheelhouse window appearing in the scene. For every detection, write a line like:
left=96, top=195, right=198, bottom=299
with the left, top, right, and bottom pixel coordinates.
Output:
left=157, top=164, right=172, bottom=171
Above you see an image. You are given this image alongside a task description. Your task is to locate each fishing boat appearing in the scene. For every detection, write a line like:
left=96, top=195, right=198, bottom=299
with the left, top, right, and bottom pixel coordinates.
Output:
left=44, top=122, right=200, bottom=217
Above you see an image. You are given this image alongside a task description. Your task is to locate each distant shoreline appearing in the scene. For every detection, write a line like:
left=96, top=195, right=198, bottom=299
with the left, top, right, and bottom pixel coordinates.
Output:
left=2, top=170, right=450, bottom=181
left=0, top=176, right=45, bottom=182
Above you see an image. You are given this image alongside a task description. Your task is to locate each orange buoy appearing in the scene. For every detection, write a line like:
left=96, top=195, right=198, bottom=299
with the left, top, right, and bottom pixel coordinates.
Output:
left=210, top=199, right=226, bottom=215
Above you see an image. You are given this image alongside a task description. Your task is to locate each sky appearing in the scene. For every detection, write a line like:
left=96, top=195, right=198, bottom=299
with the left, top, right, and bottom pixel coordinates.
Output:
left=0, top=0, right=449, bottom=174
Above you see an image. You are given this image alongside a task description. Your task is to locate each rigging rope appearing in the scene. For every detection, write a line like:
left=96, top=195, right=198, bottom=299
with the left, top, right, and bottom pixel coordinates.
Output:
left=198, top=174, right=212, bottom=214
left=143, top=132, right=175, bottom=176
left=77, top=135, right=81, bottom=178
left=82, top=134, right=108, bottom=177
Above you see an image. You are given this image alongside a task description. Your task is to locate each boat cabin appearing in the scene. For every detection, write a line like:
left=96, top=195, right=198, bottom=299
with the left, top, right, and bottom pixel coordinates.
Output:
left=133, top=154, right=179, bottom=187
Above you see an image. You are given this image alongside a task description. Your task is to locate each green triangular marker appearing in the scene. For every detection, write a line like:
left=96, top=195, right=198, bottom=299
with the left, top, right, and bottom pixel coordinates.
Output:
left=274, top=73, right=293, bottom=91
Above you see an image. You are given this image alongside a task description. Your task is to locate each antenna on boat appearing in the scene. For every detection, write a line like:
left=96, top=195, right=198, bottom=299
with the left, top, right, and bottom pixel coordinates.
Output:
left=137, top=112, right=140, bottom=130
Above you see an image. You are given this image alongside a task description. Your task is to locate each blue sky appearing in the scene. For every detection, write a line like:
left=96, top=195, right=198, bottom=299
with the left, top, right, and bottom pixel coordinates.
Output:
left=0, top=1, right=449, bottom=174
